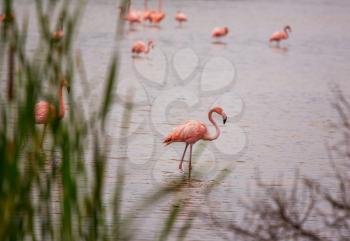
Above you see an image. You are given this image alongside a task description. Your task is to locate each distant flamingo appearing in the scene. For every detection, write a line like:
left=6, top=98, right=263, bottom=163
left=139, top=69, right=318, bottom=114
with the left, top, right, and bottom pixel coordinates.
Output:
left=35, top=79, right=70, bottom=147
left=142, top=0, right=152, bottom=22
left=269, top=25, right=292, bottom=45
left=164, top=107, right=227, bottom=178
left=122, top=1, right=142, bottom=25
left=175, top=11, right=187, bottom=26
left=149, top=0, right=165, bottom=24
left=52, top=29, right=64, bottom=40
left=131, top=40, right=154, bottom=55
left=124, top=10, right=142, bottom=25
left=149, top=11, right=165, bottom=24
left=52, top=17, right=64, bottom=41
left=0, top=13, right=15, bottom=22
left=212, top=26, right=229, bottom=38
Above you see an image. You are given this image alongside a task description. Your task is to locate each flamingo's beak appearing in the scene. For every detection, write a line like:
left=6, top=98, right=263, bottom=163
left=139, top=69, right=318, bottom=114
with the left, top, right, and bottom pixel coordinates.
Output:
left=222, top=112, right=227, bottom=124
left=67, top=85, right=71, bottom=93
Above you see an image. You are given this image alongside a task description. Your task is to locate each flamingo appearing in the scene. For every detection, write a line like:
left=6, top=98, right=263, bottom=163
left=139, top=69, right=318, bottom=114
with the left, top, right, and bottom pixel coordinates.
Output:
left=122, top=1, right=142, bottom=25
left=142, top=0, right=152, bottom=22
left=35, top=79, right=70, bottom=147
left=52, top=29, right=64, bottom=40
left=0, top=13, right=14, bottom=22
left=131, top=40, right=154, bottom=55
left=212, top=26, right=229, bottom=38
left=52, top=17, right=64, bottom=41
left=149, top=11, right=165, bottom=24
left=149, top=0, right=165, bottom=24
left=124, top=10, right=142, bottom=25
left=269, top=25, right=292, bottom=45
left=163, top=107, right=227, bottom=178
left=175, top=11, right=187, bottom=26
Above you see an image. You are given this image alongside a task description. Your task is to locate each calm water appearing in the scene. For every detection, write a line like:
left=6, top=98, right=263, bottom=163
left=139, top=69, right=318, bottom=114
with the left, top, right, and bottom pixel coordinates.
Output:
left=6, top=0, right=350, bottom=240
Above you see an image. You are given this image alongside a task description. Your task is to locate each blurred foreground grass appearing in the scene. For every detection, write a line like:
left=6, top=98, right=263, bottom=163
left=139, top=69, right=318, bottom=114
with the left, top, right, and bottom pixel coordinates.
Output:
left=0, top=1, right=229, bottom=240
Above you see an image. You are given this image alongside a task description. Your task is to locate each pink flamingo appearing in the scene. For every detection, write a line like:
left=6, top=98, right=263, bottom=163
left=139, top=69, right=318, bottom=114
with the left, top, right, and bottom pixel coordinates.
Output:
left=122, top=1, right=142, bottom=25
left=124, top=10, right=142, bottom=25
left=175, top=11, right=187, bottom=26
left=212, top=26, right=229, bottom=38
left=131, top=40, right=154, bottom=55
left=35, top=79, right=70, bottom=147
left=269, top=25, right=292, bottom=45
left=149, top=11, right=165, bottom=24
left=52, top=17, right=64, bottom=40
left=164, top=107, right=227, bottom=178
left=52, top=30, right=64, bottom=40
left=142, top=0, right=152, bottom=22
left=149, top=0, right=166, bottom=24
left=0, top=13, right=15, bottom=22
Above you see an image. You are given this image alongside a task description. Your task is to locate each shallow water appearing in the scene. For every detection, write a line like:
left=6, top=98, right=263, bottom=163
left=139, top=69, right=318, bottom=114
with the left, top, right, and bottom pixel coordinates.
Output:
left=4, top=0, right=350, bottom=239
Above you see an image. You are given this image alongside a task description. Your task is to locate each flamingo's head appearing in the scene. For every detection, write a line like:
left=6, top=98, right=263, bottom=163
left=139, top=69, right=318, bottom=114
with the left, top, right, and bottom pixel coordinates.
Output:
left=224, top=27, right=229, bottom=34
left=60, top=79, right=70, bottom=93
left=212, top=107, right=228, bottom=124
left=284, top=25, right=292, bottom=32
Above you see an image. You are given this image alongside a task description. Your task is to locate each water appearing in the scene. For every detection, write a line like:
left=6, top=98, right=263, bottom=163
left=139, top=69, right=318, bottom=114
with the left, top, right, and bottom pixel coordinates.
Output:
left=6, top=0, right=350, bottom=240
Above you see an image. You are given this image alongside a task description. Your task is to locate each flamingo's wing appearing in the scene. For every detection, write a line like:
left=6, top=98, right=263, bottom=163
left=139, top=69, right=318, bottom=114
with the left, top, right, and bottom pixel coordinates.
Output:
left=35, top=101, right=50, bottom=124
left=269, top=31, right=285, bottom=41
left=212, top=28, right=220, bottom=36
left=132, top=41, right=145, bottom=53
left=212, top=27, right=226, bottom=37
left=164, top=120, right=207, bottom=145
left=143, top=11, right=152, bottom=20
left=176, top=13, right=187, bottom=21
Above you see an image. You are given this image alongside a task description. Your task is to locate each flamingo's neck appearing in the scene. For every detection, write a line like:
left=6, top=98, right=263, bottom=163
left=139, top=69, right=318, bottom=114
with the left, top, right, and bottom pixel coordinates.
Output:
left=284, top=28, right=289, bottom=38
left=158, top=0, right=162, bottom=11
left=58, top=85, right=65, bottom=118
left=144, top=0, right=148, bottom=10
left=145, top=42, right=152, bottom=53
left=203, top=109, right=221, bottom=141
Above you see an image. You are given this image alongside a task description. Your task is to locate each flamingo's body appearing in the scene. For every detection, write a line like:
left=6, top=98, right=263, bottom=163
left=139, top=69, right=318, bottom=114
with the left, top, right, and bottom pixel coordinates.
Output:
left=164, top=120, right=208, bottom=145
left=149, top=11, right=165, bottom=24
left=142, top=10, right=152, bottom=21
left=35, top=80, right=69, bottom=146
left=52, top=30, right=64, bottom=40
left=120, top=0, right=143, bottom=24
left=124, top=10, right=142, bottom=24
left=35, top=101, right=62, bottom=124
left=212, top=26, right=229, bottom=38
left=269, top=25, right=292, bottom=44
left=131, top=40, right=154, bottom=55
left=142, top=0, right=152, bottom=21
left=164, top=107, right=227, bottom=178
left=148, top=0, right=165, bottom=24
left=175, top=11, right=187, bottom=25
left=0, top=13, right=14, bottom=22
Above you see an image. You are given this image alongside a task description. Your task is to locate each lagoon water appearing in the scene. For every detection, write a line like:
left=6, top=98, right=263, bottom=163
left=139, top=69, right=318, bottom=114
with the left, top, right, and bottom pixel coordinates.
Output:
left=5, top=0, right=350, bottom=240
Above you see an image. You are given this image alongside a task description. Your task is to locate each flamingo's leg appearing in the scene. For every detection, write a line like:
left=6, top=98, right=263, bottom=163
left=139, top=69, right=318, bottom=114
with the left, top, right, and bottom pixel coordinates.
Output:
left=188, top=144, right=193, bottom=179
left=179, top=143, right=189, bottom=171
left=40, top=123, right=47, bottom=148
